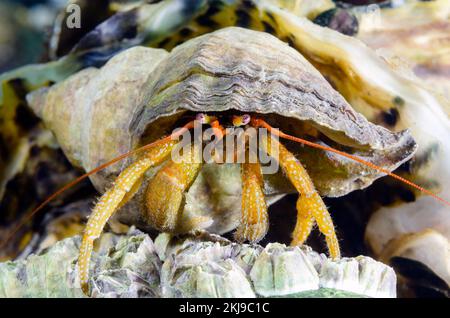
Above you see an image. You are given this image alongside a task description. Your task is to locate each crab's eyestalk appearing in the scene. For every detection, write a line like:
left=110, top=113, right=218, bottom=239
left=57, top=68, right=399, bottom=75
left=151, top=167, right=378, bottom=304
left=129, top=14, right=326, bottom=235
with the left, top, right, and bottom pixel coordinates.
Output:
left=232, top=114, right=251, bottom=127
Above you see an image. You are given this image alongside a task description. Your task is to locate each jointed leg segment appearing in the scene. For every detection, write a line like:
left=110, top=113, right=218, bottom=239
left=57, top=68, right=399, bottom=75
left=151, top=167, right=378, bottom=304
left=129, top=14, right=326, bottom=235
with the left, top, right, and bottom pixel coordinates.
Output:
left=235, top=160, right=269, bottom=243
left=56, top=113, right=450, bottom=295
left=292, top=197, right=315, bottom=246
left=78, top=115, right=223, bottom=294
left=144, top=114, right=227, bottom=232
left=78, top=139, right=177, bottom=294
left=145, top=145, right=202, bottom=232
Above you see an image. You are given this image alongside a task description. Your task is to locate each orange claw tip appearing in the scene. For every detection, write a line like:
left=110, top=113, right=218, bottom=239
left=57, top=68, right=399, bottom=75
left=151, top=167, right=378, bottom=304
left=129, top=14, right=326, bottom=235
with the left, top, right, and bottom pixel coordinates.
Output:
left=81, top=283, right=89, bottom=296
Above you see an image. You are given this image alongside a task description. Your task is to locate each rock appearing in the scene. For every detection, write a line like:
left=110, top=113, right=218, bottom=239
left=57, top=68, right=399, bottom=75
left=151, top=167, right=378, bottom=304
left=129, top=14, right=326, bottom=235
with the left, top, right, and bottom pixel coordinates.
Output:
left=0, top=230, right=396, bottom=298
left=0, top=233, right=84, bottom=298
left=0, top=229, right=160, bottom=298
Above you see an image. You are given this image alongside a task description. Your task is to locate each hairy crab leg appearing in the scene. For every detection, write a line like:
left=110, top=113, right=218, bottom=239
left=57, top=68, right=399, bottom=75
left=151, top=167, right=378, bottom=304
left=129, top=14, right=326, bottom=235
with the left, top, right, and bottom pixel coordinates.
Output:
left=235, top=156, right=269, bottom=243
left=259, top=134, right=340, bottom=258
left=144, top=115, right=226, bottom=232
left=78, top=139, right=177, bottom=294
left=145, top=143, right=203, bottom=232
left=292, top=198, right=315, bottom=247
left=231, top=114, right=269, bottom=242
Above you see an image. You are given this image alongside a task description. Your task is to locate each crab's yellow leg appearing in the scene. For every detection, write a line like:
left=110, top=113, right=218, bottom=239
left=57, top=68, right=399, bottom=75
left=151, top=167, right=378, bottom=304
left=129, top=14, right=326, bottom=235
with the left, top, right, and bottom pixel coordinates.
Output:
left=235, top=160, right=269, bottom=243
left=144, top=117, right=227, bottom=232
left=78, top=140, right=177, bottom=294
left=145, top=145, right=202, bottom=232
left=260, top=135, right=340, bottom=259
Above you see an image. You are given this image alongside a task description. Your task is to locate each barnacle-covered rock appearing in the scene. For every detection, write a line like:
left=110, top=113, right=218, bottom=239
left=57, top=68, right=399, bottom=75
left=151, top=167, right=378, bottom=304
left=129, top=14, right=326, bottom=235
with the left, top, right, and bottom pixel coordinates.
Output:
left=318, top=256, right=396, bottom=298
left=0, top=229, right=161, bottom=298
left=0, top=233, right=85, bottom=298
left=90, top=232, right=162, bottom=298
left=130, top=233, right=399, bottom=298
left=0, top=230, right=396, bottom=298
left=27, top=27, right=416, bottom=235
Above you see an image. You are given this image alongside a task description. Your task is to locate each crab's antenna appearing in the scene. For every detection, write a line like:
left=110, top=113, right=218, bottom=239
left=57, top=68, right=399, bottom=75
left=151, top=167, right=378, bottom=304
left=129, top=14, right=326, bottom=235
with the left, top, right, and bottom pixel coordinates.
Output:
left=251, top=118, right=450, bottom=208
left=0, top=120, right=196, bottom=250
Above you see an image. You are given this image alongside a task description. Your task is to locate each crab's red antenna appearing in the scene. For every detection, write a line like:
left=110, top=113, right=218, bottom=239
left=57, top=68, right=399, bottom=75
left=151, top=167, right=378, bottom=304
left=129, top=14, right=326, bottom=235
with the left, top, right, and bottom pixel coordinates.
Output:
left=251, top=118, right=450, bottom=208
left=0, top=120, right=196, bottom=250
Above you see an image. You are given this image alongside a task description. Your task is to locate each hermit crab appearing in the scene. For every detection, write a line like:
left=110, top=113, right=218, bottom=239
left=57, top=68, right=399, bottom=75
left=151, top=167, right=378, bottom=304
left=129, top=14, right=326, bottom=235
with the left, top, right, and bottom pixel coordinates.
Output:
left=23, top=26, right=431, bottom=294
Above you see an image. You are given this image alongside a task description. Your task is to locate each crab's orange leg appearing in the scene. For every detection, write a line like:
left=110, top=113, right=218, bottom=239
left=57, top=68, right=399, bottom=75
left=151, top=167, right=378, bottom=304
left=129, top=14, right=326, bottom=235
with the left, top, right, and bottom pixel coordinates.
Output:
left=235, top=159, right=269, bottom=243
left=78, top=139, right=177, bottom=294
left=252, top=118, right=450, bottom=208
left=144, top=117, right=226, bottom=232
left=144, top=144, right=202, bottom=232
left=209, top=118, right=226, bottom=163
left=229, top=118, right=269, bottom=242
left=259, top=134, right=340, bottom=258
